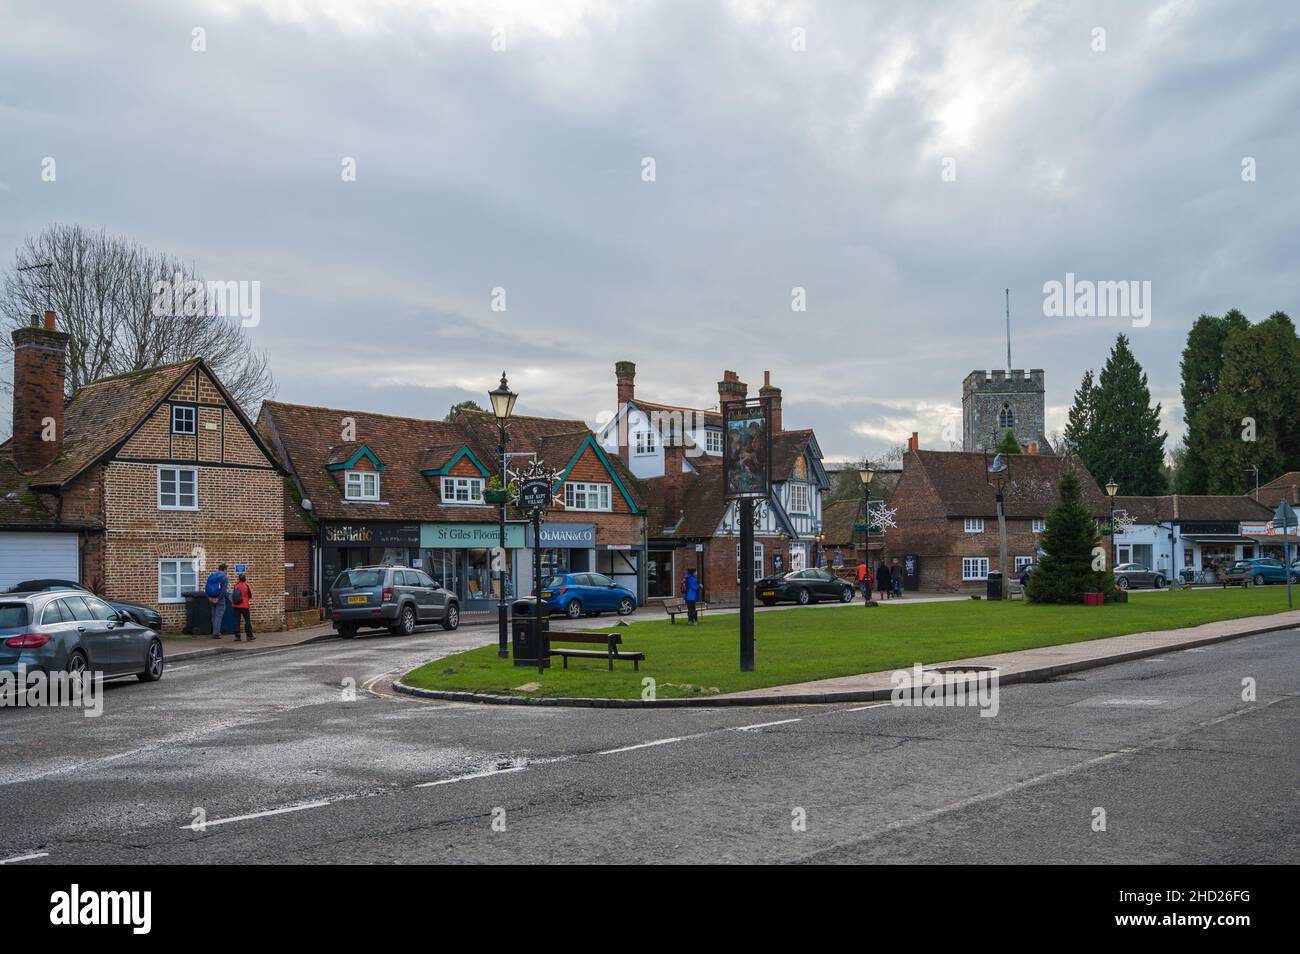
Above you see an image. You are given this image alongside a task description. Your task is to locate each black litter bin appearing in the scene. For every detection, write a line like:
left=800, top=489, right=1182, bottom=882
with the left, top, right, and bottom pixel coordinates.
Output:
left=182, top=591, right=236, bottom=634
left=985, top=571, right=1004, bottom=601
left=511, top=598, right=551, bottom=669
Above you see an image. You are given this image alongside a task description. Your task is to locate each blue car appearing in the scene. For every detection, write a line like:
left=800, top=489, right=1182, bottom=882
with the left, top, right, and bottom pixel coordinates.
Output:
left=539, top=572, right=637, bottom=619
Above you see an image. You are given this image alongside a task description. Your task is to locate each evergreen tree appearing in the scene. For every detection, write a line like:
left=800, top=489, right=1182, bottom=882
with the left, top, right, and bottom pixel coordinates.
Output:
left=1178, top=310, right=1249, bottom=492
left=995, top=429, right=1021, bottom=454
left=1025, top=471, right=1114, bottom=604
left=1088, top=335, right=1167, bottom=495
left=1199, top=311, right=1300, bottom=493
left=1062, top=369, right=1097, bottom=462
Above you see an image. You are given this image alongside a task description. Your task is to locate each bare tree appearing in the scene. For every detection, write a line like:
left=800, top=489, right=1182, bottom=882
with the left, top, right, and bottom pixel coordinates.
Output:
left=1, top=224, right=275, bottom=411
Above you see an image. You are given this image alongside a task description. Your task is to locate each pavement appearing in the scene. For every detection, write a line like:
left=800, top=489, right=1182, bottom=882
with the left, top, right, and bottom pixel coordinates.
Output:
left=0, top=622, right=1295, bottom=863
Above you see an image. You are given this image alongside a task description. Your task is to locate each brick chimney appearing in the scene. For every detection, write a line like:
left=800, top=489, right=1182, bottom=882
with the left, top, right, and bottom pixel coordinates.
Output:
left=907, top=431, right=919, bottom=452
left=662, top=440, right=685, bottom=529
left=614, top=361, right=636, bottom=465
left=758, top=370, right=782, bottom=433
left=717, top=370, right=747, bottom=409
left=11, top=310, right=69, bottom=475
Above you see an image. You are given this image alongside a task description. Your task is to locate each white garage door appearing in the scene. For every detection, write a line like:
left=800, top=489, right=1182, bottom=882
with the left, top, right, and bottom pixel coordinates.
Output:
left=0, top=533, right=79, bottom=591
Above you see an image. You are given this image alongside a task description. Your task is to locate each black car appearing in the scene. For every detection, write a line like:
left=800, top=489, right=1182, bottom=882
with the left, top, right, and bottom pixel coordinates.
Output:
left=756, top=568, right=855, bottom=606
left=5, top=579, right=164, bottom=630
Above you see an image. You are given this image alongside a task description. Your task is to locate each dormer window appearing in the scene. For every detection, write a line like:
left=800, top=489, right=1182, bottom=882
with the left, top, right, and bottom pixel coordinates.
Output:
left=441, top=476, right=484, bottom=505
left=345, top=470, right=380, bottom=501
left=172, top=404, right=196, bottom=435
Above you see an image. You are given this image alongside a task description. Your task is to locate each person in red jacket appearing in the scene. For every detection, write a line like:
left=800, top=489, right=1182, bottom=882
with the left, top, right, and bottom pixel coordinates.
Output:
left=856, top=561, right=872, bottom=600
left=230, top=572, right=255, bottom=642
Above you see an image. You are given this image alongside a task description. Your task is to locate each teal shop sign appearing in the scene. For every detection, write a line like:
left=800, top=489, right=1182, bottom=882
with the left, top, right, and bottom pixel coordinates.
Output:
left=420, top=523, right=526, bottom=548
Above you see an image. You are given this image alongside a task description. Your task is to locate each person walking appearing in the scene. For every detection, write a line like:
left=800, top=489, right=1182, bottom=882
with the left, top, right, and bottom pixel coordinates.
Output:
left=890, top=560, right=904, bottom=599
left=876, top=561, right=892, bottom=601
left=856, top=560, right=870, bottom=601
left=682, top=568, right=702, bottom=625
left=230, top=572, right=255, bottom=642
left=205, top=563, right=230, bottom=639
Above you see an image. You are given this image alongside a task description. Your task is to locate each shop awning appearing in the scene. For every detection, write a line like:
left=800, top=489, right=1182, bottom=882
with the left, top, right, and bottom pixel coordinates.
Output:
left=1247, top=534, right=1300, bottom=545
left=1179, top=535, right=1255, bottom=544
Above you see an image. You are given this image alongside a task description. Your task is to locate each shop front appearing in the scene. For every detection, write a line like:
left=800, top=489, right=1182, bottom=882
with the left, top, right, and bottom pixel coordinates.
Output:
left=321, top=522, right=422, bottom=589
left=420, top=522, right=525, bottom=610
left=518, top=522, right=643, bottom=599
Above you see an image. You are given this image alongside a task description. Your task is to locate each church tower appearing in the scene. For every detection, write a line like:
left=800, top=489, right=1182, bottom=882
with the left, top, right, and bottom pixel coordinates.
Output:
left=962, top=369, right=1051, bottom=453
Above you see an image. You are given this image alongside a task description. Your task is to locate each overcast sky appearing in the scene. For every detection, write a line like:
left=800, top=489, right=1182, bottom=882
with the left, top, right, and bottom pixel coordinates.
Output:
left=2, top=0, right=1297, bottom=461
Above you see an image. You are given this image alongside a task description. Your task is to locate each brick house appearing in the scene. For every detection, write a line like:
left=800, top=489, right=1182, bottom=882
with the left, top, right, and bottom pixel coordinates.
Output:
left=1, top=311, right=285, bottom=631
left=885, top=448, right=1108, bottom=593
left=257, top=402, right=646, bottom=611
left=599, top=363, right=831, bottom=603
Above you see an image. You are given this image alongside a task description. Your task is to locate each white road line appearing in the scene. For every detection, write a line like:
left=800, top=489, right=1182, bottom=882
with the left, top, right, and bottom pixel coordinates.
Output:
left=842, top=703, right=890, bottom=712
left=183, top=799, right=332, bottom=830
left=416, top=765, right=527, bottom=787
left=0, top=851, right=49, bottom=864
left=598, top=737, right=685, bottom=755
left=731, top=718, right=803, bottom=731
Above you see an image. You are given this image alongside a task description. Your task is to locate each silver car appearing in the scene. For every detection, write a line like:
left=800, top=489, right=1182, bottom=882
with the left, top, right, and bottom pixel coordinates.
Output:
left=0, top=591, right=164, bottom=683
left=326, top=565, right=460, bottom=638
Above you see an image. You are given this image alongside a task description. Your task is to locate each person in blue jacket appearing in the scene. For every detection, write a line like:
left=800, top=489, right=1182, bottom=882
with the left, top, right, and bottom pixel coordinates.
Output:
left=205, top=563, right=230, bottom=639
left=681, top=568, right=703, bottom=625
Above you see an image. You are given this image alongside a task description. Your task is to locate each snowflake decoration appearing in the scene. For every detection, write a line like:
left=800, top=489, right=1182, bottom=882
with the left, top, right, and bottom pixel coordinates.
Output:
left=867, top=502, right=897, bottom=531
left=1111, top=509, right=1138, bottom=536
left=505, top=458, right=563, bottom=510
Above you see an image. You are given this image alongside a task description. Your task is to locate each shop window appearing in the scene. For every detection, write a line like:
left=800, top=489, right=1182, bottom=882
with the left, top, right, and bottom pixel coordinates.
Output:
left=345, top=470, right=380, bottom=500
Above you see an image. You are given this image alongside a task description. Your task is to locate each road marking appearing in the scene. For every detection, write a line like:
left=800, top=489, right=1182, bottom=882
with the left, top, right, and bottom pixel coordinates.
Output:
left=598, top=737, right=685, bottom=755
left=0, top=851, right=49, bottom=864
left=731, top=718, right=803, bottom=731
left=416, top=765, right=526, bottom=787
left=842, top=703, right=890, bottom=712
left=183, top=800, right=332, bottom=830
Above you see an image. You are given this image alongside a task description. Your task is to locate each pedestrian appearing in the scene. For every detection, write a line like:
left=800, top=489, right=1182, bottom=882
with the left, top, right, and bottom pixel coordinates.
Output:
left=876, top=561, right=892, bottom=601
left=230, top=572, right=255, bottom=642
left=856, top=560, right=869, bottom=600
left=204, top=563, right=230, bottom=639
left=682, top=567, right=702, bottom=625
left=891, top=560, right=903, bottom=599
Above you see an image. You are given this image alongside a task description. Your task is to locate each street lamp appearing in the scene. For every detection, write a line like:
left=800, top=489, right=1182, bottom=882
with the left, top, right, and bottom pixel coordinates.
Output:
left=1105, top=478, right=1119, bottom=574
left=859, top=467, right=874, bottom=602
left=489, top=372, right=517, bottom=659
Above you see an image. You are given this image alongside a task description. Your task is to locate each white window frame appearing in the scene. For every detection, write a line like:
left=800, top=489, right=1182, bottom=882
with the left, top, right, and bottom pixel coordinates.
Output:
left=963, top=517, right=984, bottom=534
left=158, top=557, right=199, bottom=603
left=1032, top=518, right=1046, bottom=533
left=1014, top=556, right=1034, bottom=572
left=962, top=557, right=990, bottom=581
left=789, top=482, right=810, bottom=514
left=705, top=430, right=723, bottom=454
left=563, top=481, right=612, bottom=512
left=345, top=470, right=380, bottom=501
left=171, top=404, right=196, bottom=435
left=441, top=476, right=484, bottom=505
left=736, top=542, right=765, bottom=582
left=157, top=466, right=198, bottom=510
left=789, top=544, right=806, bottom=572
left=634, top=431, right=657, bottom=455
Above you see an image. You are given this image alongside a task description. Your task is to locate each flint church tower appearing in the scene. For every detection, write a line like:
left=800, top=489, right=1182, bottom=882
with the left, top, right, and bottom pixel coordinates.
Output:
left=962, top=369, right=1052, bottom=454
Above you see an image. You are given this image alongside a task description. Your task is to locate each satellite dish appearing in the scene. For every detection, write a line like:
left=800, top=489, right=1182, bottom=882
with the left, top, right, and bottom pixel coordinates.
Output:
left=301, top=498, right=313, bottom=510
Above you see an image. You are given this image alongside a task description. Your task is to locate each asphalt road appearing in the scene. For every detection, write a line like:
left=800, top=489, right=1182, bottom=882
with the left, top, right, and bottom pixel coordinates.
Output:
left=0, top=623, right=1296, bottom=864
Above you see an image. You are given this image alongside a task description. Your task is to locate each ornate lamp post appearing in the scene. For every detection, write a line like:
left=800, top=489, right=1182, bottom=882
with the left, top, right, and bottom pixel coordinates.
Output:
left=859, top=467, right=874, bottom=601
left=1105, top=478, right=1119, bottom=574
left=488, top=372, right=518, bottom=659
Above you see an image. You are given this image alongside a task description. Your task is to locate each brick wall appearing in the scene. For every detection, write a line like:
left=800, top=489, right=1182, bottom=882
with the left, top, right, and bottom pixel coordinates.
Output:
left=284, top=538, right=313, bottom=606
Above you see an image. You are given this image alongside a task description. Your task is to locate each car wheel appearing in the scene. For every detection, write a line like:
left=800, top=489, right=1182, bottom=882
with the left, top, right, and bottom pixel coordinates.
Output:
left=1117, top=577, right=1130, bottom=590
left=1253, top=574, right=1266, bottom=587
left=617, top=597, right=635, bottom=616
left=840, top=587, right=854, bottom=603
left=137, top=639, right=164, bottom=682
left=391, top=604, right=416, bottom=635
left=797, top=588, right=811, bottom=605
left=441, top=603, right=460, bottom=631
left=66, top=649, right=88, bottom=676
left=1154, top=576, right=1166, bottom=589
left=338, top=624, right=357, bottom=639
left=565, top=600, right=583, bottom=619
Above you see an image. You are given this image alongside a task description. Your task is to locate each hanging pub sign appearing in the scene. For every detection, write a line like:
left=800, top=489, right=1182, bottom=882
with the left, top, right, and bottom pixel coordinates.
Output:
left=723, top=398, right=772, bottom=499
left=519, top=478, right=551, bottom=512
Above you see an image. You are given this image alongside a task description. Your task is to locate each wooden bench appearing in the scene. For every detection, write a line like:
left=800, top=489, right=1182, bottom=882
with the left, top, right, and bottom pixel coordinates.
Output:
left=550, top=632, right=645, bottom=671
left=663, top=598, right=708, bottom=623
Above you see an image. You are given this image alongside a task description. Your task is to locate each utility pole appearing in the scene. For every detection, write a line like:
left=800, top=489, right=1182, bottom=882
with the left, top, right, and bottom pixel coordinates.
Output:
left=1005, top=288, right=1012, bottom=372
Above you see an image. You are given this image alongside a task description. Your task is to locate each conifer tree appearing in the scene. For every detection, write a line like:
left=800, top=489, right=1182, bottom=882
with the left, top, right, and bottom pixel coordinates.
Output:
left=1025, top=471, right=1113, bottom=604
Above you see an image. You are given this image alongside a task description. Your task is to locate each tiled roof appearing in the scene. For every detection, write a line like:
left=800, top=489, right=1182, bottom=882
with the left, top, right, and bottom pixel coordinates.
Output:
left=772, top=429, right=816, bottom=483
left=632, top=399, right=723, bottom=429
left=1113, top=495, right=1273, bottom=524
left=822, top=498, right=865, bottom=545
left=29, top=360, right=201, bottom=488
left=1257, top=472, right=1300, bottom=507
left=905, top=450, right=1108, bottom=518
left=0, top=447, right=96, bottom=529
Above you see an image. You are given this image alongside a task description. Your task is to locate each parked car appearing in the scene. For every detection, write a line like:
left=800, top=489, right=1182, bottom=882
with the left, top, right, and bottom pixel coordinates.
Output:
left=0, top=591, right=164, bottom=683
left=1113, top=563, right=1167, bottom=590
left=326, top=566, right=459, bottom=638
left=538, top=572, right=637, bottom=619
left=1223, top=558, right=1299, bottom=587
left=4, top=579, right=163, bottom=630
left=757, top=568, right=856, bottom=606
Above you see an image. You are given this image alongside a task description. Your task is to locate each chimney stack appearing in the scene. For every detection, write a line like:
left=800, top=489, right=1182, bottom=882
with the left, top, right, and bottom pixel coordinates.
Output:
left=11, top=310, right=70, bottom=474
left=614, top=361, right=636, bottom=465
left=717, top=370, right=747, bottom=409
left=907, top=431, right=919, bottom=452
left=662, top=440, right=686, bottom=529
left=758, top=370, right=782, bottom=433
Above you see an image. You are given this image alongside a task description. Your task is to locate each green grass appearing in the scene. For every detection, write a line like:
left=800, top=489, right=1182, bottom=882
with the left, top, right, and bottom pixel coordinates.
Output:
left=403, top=586, right=1300, bottom=700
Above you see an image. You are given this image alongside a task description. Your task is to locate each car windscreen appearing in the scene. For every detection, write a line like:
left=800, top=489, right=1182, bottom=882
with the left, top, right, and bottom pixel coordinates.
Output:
left=335, top=570, right=384, bottom=588
left=0, top=604, right=29, bottom=628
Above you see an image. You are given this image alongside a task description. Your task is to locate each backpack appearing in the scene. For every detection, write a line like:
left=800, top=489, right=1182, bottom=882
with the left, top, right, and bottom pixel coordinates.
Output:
left=204, top=573, right=224, bottom=598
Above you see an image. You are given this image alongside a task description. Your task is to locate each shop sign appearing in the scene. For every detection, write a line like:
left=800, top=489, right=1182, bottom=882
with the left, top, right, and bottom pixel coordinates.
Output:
left=323, top=523, right=419, bottom=547
left=525, top=523, right=595, bottom=548
left=420, top=522, right=526, bottom=548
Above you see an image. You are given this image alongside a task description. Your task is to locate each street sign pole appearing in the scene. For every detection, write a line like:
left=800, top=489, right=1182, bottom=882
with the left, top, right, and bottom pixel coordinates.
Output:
left=740, top=497, right=755, bottom=671
left=1274, top=501, right=1296, bottom=610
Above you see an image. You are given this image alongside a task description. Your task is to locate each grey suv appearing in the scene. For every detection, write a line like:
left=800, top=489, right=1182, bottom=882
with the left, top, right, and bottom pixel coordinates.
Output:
left=327, top=566, right=460, bottom=638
